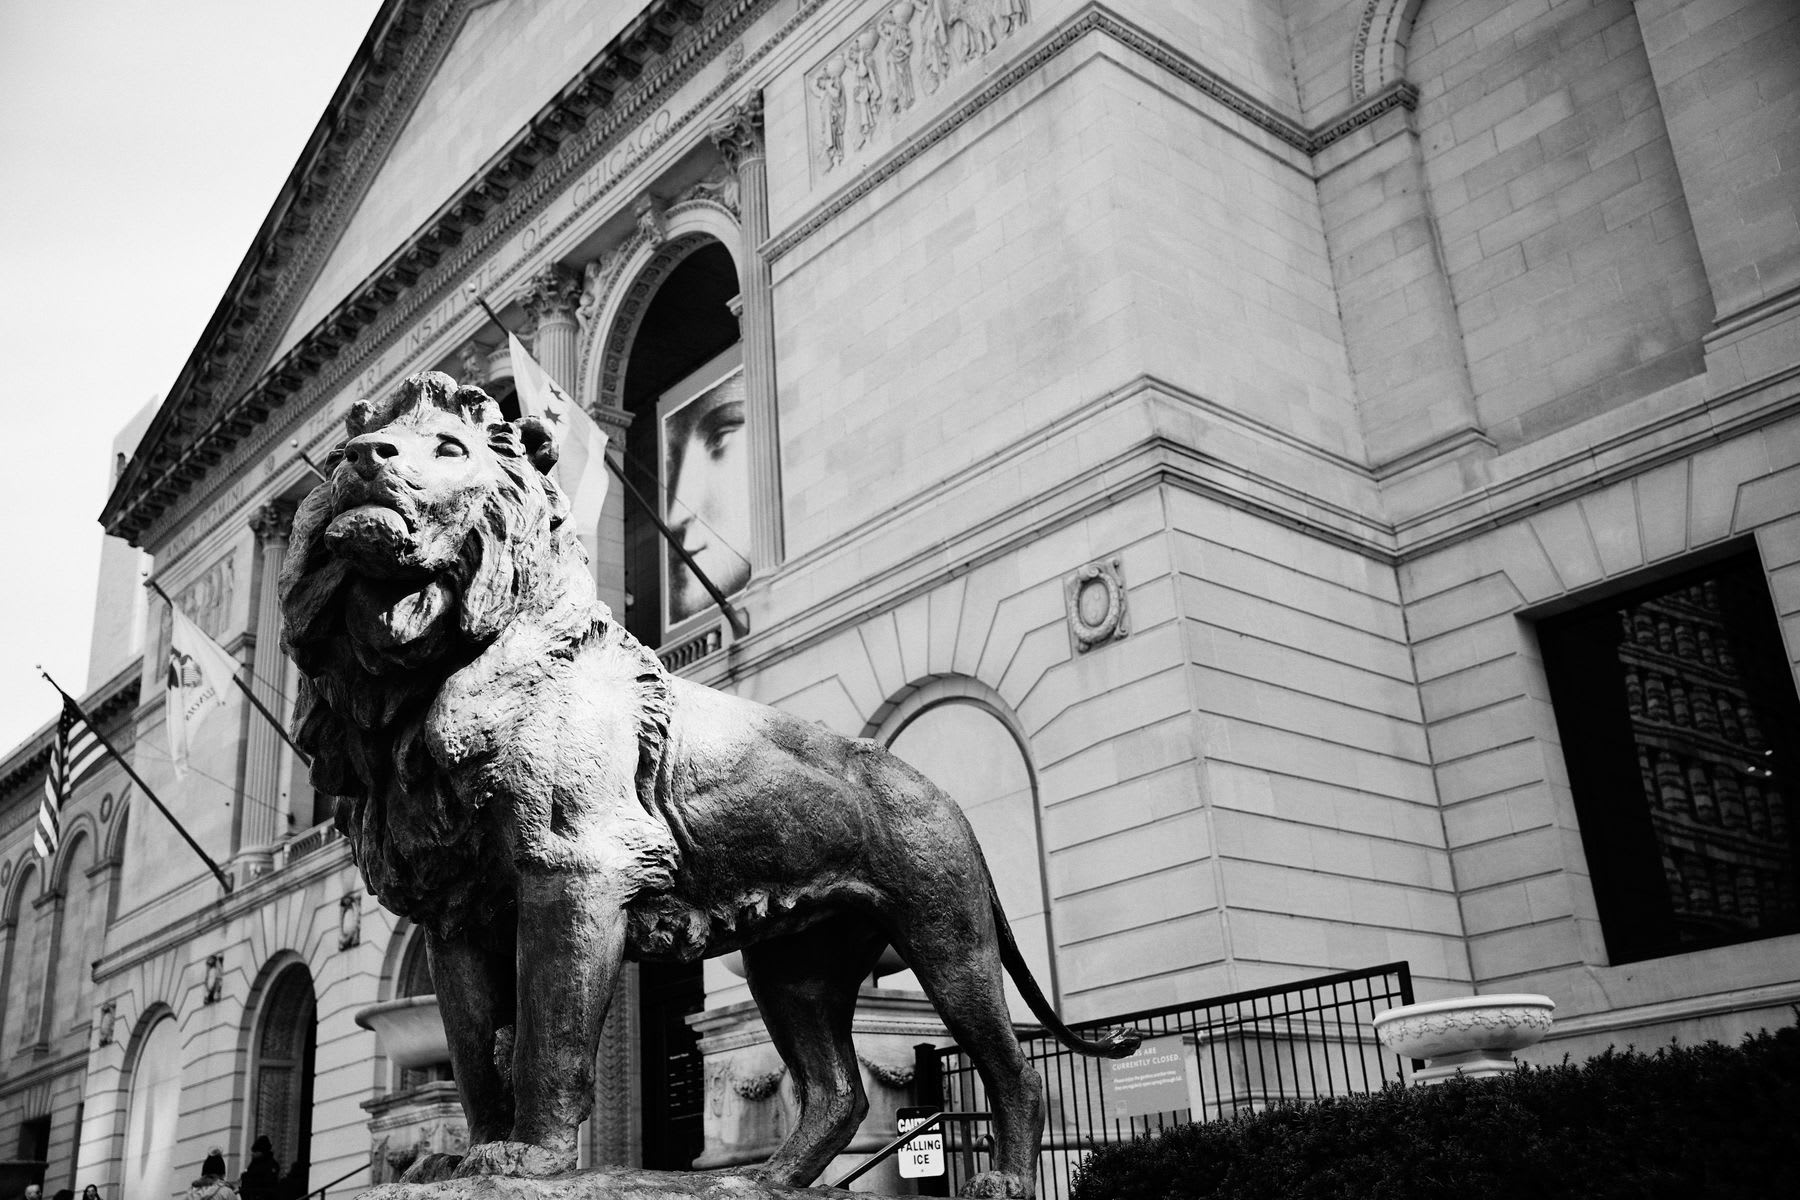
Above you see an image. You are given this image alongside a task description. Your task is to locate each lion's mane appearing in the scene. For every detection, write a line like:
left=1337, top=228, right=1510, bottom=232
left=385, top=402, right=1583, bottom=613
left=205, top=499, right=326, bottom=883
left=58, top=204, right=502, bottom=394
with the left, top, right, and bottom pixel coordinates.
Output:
left=279, top=374, right=672, bottom=934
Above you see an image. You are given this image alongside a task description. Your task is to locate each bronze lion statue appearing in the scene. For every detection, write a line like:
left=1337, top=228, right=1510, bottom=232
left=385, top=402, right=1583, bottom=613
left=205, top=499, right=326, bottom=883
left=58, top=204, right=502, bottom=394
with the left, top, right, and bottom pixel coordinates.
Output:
left=280, top=372, right=1134, bottom=1196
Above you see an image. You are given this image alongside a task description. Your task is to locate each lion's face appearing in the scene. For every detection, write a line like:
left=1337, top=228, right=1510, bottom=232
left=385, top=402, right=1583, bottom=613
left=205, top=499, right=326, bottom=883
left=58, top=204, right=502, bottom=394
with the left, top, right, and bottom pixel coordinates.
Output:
left=324, top=406, right=507, bottom=579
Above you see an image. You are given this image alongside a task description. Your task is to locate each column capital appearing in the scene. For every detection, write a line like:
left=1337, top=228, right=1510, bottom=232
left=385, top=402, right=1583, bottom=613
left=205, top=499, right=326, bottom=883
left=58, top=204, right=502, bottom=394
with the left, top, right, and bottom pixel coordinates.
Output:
left=250, top=499, right=297, bottom=545
left=709, top=93, right=765, bottom=173
left=520, top=262, right=584, bottom=327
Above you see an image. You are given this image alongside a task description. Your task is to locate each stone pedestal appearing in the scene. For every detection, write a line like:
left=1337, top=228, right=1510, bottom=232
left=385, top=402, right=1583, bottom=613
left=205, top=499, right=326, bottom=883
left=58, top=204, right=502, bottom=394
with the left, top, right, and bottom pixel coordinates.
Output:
left=364, top=1082, right=469, bottom=1185
left=688, top=989, right=945, bottom=1193
left=358, top=1168, right=902, bottom=1200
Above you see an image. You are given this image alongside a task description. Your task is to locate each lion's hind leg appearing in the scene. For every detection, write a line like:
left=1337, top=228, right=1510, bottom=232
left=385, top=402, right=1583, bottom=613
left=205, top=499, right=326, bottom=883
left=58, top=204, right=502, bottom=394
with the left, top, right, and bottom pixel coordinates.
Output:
left=897, top=924, right=1045, bottom=1198
left=739, top=915, right=887, bottom=1187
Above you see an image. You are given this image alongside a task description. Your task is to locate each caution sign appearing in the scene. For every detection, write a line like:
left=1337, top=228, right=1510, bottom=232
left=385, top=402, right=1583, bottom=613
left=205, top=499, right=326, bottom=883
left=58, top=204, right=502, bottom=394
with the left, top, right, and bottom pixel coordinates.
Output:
left=896, top=1105, right=945, bottom=1178
left=1101, top=1034, right=1193, bottom=1118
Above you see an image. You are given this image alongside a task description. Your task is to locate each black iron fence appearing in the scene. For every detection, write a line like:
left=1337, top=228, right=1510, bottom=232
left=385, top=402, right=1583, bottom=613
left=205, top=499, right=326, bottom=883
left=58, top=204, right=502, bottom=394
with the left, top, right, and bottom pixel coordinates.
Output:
left=909, top=961, right=1415, bottom=1199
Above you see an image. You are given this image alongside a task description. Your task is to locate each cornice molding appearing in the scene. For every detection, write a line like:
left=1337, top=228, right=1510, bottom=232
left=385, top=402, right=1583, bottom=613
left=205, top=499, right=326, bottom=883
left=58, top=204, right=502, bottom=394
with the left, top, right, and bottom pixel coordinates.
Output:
left=105, top=0, right=751, bottom=548
left=0, top=669, right=141, bottom=804
left=764, top=4, right=1416, bottom=264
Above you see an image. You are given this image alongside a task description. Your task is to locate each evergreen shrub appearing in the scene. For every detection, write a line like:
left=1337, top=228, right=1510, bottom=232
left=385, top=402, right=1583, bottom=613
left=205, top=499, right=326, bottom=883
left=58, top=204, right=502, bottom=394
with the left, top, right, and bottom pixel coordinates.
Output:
left=1069, top=1022, right=1800, bottom=1200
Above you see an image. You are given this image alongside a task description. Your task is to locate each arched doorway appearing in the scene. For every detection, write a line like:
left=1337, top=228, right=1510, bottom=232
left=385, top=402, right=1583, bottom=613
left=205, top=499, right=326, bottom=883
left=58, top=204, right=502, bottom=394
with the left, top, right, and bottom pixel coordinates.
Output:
left=122, top=1011, right=183, bottom=1200
left=616, top=239, right=743, bottom=651
left=608, top=238, right=737, bottom=1171
left=247, top=963, right=317, bottom=1195
left=887, top=697, right=1059, bottom=1010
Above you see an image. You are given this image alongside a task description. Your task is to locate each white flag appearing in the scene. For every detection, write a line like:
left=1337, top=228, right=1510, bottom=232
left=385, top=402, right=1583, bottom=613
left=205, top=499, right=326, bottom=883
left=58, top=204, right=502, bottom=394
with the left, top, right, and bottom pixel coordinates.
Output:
left=165, top=604, right=240, bottom=777
left=509, top=332, right=610, bottom=542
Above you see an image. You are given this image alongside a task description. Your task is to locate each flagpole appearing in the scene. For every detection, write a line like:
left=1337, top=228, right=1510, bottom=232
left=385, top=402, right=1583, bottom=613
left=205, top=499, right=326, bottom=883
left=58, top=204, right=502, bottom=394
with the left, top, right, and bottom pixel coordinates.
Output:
left=145, top=580, right=311, bottom=765
left=39, top=669, right=233, bottom=895
left=471, top=289, right=751, bottom=639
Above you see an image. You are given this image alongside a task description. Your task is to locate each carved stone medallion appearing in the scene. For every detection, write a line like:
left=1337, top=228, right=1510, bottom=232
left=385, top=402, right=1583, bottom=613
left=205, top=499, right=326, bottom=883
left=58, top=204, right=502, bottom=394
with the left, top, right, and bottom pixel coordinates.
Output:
left=1066, top=557, right=1128, bottom=652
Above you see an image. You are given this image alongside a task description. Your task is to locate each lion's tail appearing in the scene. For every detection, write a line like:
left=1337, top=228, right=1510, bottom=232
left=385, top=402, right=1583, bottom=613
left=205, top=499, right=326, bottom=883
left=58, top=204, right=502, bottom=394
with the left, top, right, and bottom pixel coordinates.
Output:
left=990, top=874, right=1141, bottom=1060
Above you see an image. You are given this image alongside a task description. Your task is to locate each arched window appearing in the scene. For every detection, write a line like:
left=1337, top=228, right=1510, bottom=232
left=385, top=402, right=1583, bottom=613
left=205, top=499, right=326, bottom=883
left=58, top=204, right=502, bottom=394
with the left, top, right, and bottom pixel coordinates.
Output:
left=247, top=964, right=317, bottom=1194
left=122, top=1012, right=183, bottom=1200
left=51, top=832, right=101, bottom=1035
left=887, top=698, right=1058, bottom=1008
left=2, top=862, right=45, bottom=1054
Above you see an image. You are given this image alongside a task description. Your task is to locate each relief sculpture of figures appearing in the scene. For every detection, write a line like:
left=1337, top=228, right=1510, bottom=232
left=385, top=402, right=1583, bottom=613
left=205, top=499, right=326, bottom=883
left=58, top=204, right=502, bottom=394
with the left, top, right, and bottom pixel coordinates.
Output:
left=914, top=0, right=951, bottom=94
left=848, top=30, right=883, bottom=148
left=279, top=372, right=1136, bottom=1197
left=880, top=3, right=916, bottom=114
left=813, top=56, right=847, bottom=169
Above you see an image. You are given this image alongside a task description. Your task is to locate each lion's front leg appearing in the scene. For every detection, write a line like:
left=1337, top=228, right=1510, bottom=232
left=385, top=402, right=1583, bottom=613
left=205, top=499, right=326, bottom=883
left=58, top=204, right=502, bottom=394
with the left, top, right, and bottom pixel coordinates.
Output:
left=456, top=868, right=629, bottom=1178
left=426, top=927, right=517, bottom=1146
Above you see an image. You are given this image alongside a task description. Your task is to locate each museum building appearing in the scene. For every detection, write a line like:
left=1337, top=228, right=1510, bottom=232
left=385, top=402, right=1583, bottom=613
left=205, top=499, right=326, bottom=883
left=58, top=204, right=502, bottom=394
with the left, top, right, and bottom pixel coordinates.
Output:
left=2, top=0, right=1798, bottom=1195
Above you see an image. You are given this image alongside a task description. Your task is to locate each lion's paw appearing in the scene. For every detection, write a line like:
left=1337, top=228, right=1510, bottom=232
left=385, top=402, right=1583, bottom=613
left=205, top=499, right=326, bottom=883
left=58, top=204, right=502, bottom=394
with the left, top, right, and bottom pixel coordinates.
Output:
left=399, top=1153, right=462, bottom=1184
left=961, top=1171, right=1029, bottom=1198
left=451, top=1141, right=572, bottom=1178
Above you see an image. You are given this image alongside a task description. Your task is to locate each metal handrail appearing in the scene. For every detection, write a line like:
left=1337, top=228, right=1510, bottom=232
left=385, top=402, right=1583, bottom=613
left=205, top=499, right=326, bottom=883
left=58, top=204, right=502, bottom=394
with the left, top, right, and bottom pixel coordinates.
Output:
left=830, top=1110, right=992, bottom=1189
left=308, top=1162, right=366, bottom=1200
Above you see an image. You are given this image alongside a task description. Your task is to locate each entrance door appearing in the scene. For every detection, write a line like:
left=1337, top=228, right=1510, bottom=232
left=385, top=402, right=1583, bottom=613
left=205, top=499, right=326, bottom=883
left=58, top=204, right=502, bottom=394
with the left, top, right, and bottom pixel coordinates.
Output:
left=249, top=965, right=317, bottom=1194
left=639, top=959, right=705, bottom=1169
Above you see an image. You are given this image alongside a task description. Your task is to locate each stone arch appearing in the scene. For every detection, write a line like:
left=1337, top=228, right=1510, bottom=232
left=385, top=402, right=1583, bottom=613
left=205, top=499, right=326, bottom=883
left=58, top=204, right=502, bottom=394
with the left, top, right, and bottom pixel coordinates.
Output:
left=48, top=818, right=99, bottom=894
left=0, top=858, right=41, bottom=1054
left=46, top=826, right=103, bottom=1038
left=2, top=854, right=40, bottom=924
left=101, top=794, right=131, bottom=925
left=575, top=198, right=743, bottom=415
left=120, top=1003, right=184, bottom=1200
left=377, top=916, right=426, bottom=1001
left=102, top=787, right=132, bottom=865
left=240, top=953, right=317, bottom=1187
left=867, top=676, right=1062, bottom=1007
left=1351, top=0, right=1427, bottom=100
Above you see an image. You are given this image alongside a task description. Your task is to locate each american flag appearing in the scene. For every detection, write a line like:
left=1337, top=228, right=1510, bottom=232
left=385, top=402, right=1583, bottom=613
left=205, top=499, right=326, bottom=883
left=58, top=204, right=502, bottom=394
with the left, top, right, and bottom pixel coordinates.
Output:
left=38, top=698, right=105, bottom=859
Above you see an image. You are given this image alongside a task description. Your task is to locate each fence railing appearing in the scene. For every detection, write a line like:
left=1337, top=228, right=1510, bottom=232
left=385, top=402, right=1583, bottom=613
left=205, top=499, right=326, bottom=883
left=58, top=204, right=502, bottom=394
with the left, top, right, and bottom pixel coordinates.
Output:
left=911, top=961, right=1415, bottom=1200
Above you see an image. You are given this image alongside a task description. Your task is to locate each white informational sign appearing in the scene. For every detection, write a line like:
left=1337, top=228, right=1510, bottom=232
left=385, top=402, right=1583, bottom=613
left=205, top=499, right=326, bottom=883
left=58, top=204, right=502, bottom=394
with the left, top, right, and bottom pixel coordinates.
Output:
left=896, top=1105, right=945, bottom=1179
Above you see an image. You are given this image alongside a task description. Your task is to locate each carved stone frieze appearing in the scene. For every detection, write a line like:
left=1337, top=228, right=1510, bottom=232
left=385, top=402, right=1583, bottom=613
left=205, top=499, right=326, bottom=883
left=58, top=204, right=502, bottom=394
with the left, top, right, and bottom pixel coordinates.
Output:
left=1066, top=557, right=1128, bottom=653
left=806, top=0, right=1030, bottom=177
left=680, top=165, right=741, bottom=217
left=578, top=248, right=632, bottom=333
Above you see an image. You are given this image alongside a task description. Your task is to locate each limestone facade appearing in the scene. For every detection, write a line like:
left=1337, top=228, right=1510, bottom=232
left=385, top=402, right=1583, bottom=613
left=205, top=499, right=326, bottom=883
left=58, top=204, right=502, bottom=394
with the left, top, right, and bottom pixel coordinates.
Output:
left=3, top=0, right=1797, bottom=1193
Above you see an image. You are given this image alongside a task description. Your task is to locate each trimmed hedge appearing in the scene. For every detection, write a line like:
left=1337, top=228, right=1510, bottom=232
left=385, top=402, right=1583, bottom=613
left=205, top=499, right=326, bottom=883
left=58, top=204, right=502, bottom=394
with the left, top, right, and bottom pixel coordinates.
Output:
left=1069, top=1023, right=1800, bottom=1200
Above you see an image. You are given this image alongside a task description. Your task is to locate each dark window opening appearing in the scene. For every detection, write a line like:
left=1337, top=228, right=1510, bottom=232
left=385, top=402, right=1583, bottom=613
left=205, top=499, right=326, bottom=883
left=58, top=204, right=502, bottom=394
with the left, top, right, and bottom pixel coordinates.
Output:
left=16, top=1114, right=49, bottom=1162
left=639, top=959, right=706, bottom=1170
left=619, top=243, right=740, bottom=649
left=1539, top=548, right=1800, bottom=964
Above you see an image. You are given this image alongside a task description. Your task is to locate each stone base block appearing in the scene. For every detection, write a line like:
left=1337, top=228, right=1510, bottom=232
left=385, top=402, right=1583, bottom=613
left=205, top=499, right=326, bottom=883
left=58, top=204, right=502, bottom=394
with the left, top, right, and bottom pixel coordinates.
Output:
left=358, top=1168, right=902, bottom=1200
left=1411, top=1050, right=1520, bottom=1085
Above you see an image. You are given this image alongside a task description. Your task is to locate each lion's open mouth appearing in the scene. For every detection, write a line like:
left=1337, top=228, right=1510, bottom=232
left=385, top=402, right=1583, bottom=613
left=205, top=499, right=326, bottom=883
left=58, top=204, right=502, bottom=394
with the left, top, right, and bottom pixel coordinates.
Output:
left=325, top=503, right=424, bottom=576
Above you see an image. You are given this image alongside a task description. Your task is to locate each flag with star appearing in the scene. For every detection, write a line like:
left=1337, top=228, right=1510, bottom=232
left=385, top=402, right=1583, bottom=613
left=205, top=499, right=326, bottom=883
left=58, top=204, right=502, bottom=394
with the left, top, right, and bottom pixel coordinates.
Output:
left=508, top=331, right=609, bottom=545
left=38, top=698, right=106, bottom=859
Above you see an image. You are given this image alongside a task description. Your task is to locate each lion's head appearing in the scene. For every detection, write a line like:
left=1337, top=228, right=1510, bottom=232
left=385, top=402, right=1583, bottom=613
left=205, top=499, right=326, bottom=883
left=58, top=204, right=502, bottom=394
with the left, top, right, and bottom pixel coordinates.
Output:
left=279, top=370, right=593, bottom=787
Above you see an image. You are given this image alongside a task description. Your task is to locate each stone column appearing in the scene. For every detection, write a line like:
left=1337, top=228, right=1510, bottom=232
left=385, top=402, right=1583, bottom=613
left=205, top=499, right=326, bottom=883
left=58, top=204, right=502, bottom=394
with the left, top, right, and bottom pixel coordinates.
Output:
left=521, top=263, right=583, bottom=393
left=239, top=499, right=296, bottom=870
left=710, top=93, right=784, bottom=572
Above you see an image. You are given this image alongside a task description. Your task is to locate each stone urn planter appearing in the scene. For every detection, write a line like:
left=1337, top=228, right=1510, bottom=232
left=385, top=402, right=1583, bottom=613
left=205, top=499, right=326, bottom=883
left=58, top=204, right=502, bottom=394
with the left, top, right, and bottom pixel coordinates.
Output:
left=355, top=995, right=452, bottom=1069
left=1373, top=994, right=1555, bottom=1085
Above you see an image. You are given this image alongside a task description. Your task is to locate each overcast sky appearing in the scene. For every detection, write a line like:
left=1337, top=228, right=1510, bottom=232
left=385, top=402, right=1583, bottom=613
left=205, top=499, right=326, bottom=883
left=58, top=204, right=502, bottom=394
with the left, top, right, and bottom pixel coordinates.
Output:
left=0, top=0, right=385, bottom=753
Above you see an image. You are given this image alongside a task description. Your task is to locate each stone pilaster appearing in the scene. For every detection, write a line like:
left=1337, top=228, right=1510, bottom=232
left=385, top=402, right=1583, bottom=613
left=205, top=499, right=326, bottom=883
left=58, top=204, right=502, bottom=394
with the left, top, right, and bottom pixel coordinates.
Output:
left=239, top=499, right=296, bottom=869
left=710, top=94, right=784, bottom=572
left=521, top=263, right=584, bottom=393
